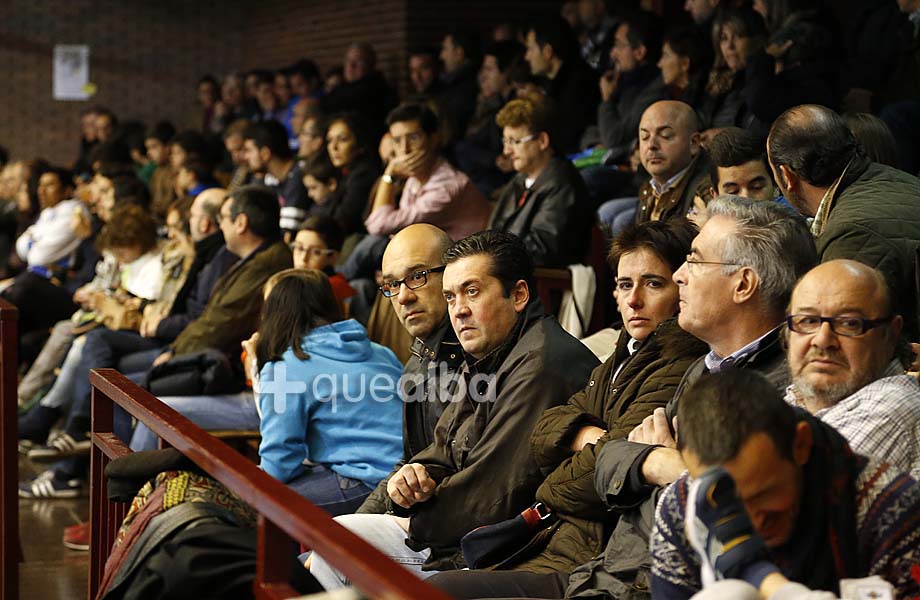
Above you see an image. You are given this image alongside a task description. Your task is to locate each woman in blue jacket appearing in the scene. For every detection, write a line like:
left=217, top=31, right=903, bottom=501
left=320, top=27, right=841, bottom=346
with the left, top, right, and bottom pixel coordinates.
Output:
left=255, top=268, right=404, bottom=515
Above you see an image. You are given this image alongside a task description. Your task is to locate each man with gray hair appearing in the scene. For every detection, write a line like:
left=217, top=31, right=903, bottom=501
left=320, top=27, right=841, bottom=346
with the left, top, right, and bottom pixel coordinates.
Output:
left=585, top=197, right=815, bottom=597
left=601, top=194, right=817, bottom=566
left=428, top=197, right=819, bottom=600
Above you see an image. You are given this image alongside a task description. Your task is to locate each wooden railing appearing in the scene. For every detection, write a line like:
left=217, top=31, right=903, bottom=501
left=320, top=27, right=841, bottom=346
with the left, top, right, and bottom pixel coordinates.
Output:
left=0, top=298, right=19, bottom=600
left=89, top=368, right=453, bottom=600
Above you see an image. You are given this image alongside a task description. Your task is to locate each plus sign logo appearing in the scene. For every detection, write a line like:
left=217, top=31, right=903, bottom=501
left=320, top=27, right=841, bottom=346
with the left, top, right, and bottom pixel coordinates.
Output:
left=260, top=362, right=306, bottom=414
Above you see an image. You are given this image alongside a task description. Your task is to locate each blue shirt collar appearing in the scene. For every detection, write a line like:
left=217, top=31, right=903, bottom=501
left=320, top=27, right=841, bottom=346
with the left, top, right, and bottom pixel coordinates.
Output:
left=704, top=324, right=783, bottom=373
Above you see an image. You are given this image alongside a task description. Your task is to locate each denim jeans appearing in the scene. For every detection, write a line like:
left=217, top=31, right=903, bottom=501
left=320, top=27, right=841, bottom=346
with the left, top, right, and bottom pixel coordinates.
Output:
left=61, top=327, right=163, bottom=437
left=21, top=319, right=74, bottom=406
left=39, top=332, right=86, bottom=410
left=597, top=196, right=639, bottom=237
left=286, top=464, right=373, bottom=517
left=129, top=391, right=259, bottom=451
left=309, top=513, right=434, bottom=589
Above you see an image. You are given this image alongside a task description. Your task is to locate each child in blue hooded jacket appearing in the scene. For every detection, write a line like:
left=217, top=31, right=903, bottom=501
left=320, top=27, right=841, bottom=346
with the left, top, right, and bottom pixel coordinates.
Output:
left=255, top=268, right=404, bottom=515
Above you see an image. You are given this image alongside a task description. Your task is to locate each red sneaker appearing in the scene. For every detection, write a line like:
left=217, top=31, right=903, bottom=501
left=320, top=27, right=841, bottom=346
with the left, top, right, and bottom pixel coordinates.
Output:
left=62, top=521, right=90, bottom=551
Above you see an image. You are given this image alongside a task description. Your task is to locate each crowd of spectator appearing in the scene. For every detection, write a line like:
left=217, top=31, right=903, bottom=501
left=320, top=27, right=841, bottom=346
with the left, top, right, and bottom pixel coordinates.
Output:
left=5, top=0, right=920, bottom=597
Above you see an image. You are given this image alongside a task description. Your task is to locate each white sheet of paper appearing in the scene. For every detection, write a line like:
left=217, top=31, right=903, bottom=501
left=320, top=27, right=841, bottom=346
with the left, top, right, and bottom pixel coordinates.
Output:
left=53, top=44, right=90, bottom=100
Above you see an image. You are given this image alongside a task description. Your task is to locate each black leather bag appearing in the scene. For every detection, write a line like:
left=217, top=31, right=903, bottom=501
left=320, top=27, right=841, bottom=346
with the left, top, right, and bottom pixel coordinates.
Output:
left=144, top=349, right=244, bottom=397
left=460, top=502, right=557, bottom=569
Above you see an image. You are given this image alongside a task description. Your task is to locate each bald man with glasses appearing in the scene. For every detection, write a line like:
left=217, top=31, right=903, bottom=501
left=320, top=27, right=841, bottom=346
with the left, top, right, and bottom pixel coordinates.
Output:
left=784, top=259, right=920, bottom=479
left=356, top=223, right=464, bottom=515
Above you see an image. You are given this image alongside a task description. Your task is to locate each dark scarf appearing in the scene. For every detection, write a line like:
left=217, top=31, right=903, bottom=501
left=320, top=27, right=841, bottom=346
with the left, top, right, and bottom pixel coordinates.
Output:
left=770, top=412, right=862, bottom=594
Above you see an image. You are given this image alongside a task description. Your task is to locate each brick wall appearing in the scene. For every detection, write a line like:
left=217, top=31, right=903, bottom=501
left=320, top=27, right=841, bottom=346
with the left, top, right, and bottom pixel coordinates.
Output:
left=241, top=0, right=410, bottom=94
left=240, top=0, right=564, bottom=98
left=0, top=0, right=245, bottom=166
left=1, top=0, right=607, bottom=167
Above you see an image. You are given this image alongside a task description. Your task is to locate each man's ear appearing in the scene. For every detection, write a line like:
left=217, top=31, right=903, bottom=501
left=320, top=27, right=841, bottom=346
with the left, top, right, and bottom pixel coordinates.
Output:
left=778, top=164, right=798, bottom=191
left=689, top=131, right=702, bottom=157
left=732, top=266, right=759, bottom=305
left=512, top=280, right=530, bottom=313
left=259, top=146, right=271, bottom=164
left=792, top=420, right=812, bottom=467
left=888, top=314, right=904, bottom=345
left=328, top=179, right=338, bottom=192
left=537, top=131, right=551, bottom=152
left=709, top=185, right=718, bottom=200
left=541, top=43, right=554, bottom=62
left=635, top=44, right=647, bottom=64
left=236, top=212, right=250, bottom=235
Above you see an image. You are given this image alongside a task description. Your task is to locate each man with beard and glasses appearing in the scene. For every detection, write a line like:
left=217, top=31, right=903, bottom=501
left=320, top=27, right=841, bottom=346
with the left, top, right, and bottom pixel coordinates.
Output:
left=784, top=259, right=920, bottom=478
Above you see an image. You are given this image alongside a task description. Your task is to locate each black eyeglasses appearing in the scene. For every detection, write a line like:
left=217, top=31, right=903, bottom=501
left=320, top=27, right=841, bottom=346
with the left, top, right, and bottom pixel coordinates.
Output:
left=379, top=266, right=446, bottom=298
left=786, top=314, right=894, bottom=338
left=684, top=254, right=741, bottom=275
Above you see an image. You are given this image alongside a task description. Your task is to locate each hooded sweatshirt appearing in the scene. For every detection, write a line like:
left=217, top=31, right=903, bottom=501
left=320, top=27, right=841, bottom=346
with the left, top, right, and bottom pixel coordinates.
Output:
left=257, top=319, right=404, bottom=487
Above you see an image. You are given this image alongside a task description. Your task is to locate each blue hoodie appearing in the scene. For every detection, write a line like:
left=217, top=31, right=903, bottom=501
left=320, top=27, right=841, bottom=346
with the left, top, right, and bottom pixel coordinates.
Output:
left=258, top=319, right=404, bottom=487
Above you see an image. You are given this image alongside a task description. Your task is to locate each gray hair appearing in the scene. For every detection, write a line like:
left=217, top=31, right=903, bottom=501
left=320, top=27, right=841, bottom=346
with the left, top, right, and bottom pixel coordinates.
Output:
left=707, top=195, right=817, bottom=315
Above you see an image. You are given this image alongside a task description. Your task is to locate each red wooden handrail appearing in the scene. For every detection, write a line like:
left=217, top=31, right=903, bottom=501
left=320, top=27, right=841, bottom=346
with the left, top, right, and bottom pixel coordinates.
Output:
left=89, top=368, right=453, bottom=600
left=0, top=298, right=19, bottom=600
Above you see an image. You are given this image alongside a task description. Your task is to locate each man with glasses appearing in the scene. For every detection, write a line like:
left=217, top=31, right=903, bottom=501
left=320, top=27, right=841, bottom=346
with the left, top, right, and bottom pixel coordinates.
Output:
left=152, top=184, right=292, bottom=368
left=356, top=223, right=462, bottom=515
left=490, top=95, right=593, bottom=267
left=620, top=195, right=814, bottom=496
left=785, top=259, right=920, bottom=478
left=473, top=197, right=816, bottom=598
left=309, top=230, right=598, bottom=589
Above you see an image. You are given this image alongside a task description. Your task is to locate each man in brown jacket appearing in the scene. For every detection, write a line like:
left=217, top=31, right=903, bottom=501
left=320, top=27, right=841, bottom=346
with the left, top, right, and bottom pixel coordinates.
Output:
left=635, top=101, right=710, bottom=225
left=153, top=184, right=292, bottom=366
left=309, top=230, right=598, bottom=588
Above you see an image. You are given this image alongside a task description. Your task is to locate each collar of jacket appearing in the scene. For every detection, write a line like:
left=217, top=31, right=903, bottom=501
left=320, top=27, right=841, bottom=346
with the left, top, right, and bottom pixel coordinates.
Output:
left=638, top=153, right=701, bottom=215
left=830, top=154, right=871, bottom=205
left=465, top=298, right=546, bottom=375
left=411, top=316, right=462, bottom=365
left=716, top=323, right=785, bottom=371
left=193, top=230, right=225, bottom=261
left=512, top=156, right=566, bottom=196
left=228, top=236, right=284, bottom=273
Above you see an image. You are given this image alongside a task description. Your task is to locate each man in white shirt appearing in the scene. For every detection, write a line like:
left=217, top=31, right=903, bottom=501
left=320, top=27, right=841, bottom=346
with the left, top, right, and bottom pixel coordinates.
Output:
left=2, top=166, right=90, bottom=343
left=785, top=259, right=920, bottom=478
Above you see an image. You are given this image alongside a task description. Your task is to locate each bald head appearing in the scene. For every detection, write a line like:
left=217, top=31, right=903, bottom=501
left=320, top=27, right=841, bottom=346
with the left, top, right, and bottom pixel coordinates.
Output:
left=767, top=104, right=856, bottom=189
left=383, top=224, right=453, bottom=272
left=382, top=224, right=453, bottom=339
left=190, top=187, right=226, bottom=241
left=787, top=259, right=902, bottom=411
left=793, top=259, right=892, bottom=317
left=639, top=101, right=700, bottom=184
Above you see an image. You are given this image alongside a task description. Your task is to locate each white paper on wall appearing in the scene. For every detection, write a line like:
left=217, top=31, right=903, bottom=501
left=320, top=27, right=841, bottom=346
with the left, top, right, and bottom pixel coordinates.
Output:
left=53, top=44, right=90, bottom=101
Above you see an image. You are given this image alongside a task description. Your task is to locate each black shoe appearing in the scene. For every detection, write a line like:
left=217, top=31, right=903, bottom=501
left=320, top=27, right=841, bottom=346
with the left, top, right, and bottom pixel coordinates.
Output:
left=18, top=404, right=61, bottom=444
